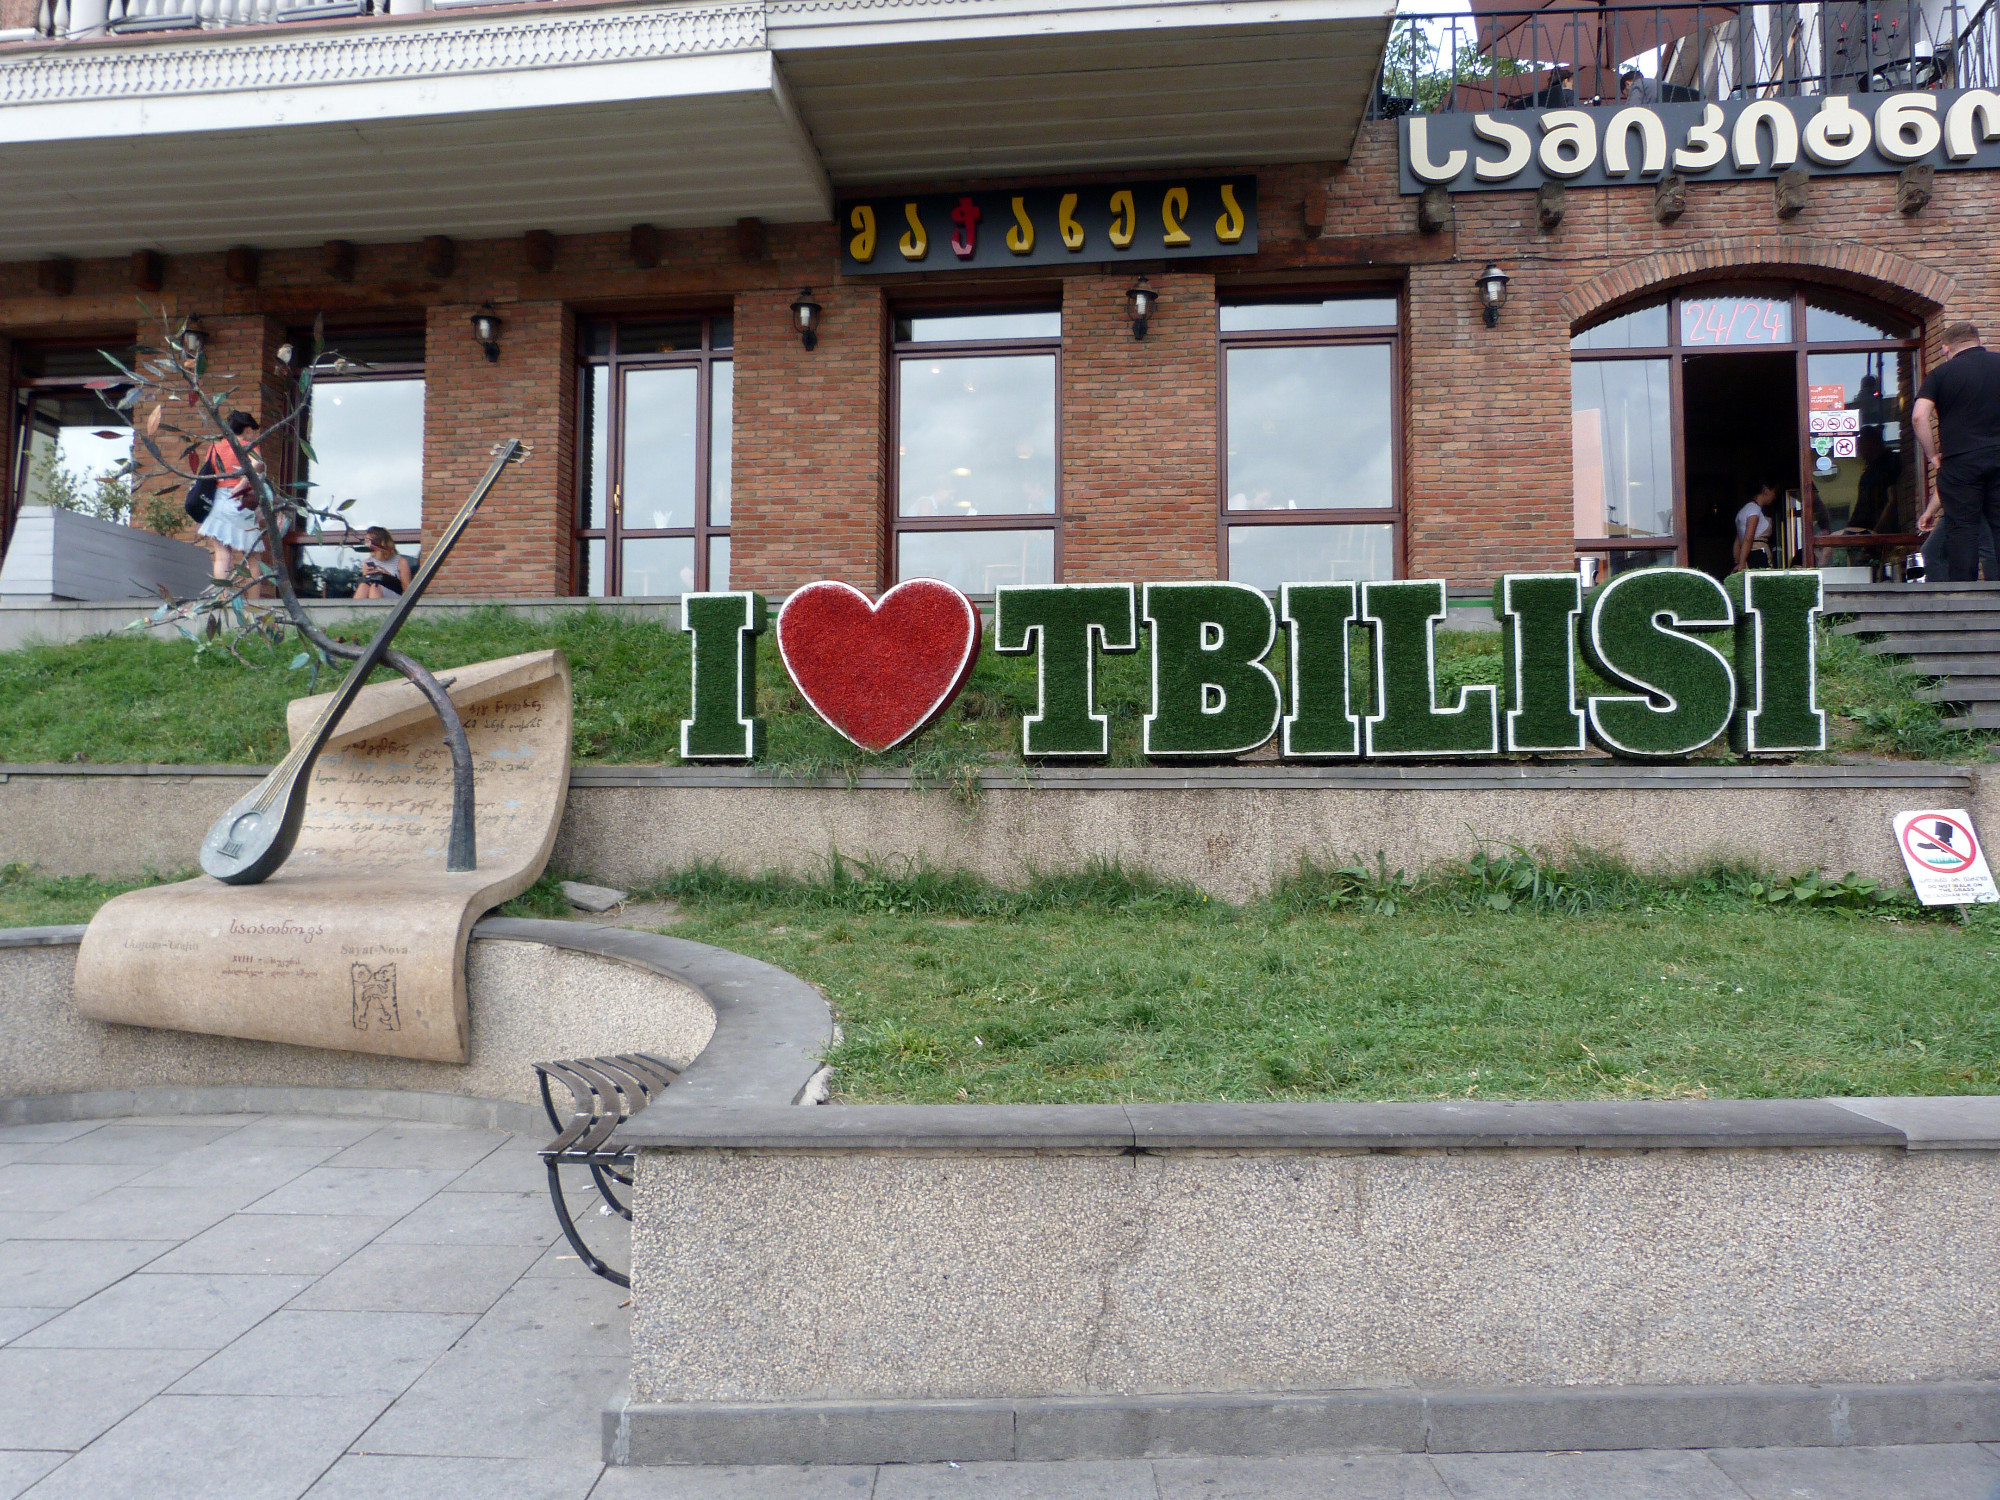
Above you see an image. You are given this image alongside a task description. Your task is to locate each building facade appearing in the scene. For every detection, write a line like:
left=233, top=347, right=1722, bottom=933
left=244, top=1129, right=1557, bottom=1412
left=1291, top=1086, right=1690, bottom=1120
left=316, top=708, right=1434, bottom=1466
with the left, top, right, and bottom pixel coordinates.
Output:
left=2, top=0, right=1997, bottom=602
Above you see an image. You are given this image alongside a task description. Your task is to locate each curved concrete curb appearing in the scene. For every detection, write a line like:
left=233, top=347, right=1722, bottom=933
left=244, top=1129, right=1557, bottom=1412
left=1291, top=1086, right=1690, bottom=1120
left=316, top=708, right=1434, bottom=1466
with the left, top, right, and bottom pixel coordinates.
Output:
left=0, top=918, right=831, bottom=1126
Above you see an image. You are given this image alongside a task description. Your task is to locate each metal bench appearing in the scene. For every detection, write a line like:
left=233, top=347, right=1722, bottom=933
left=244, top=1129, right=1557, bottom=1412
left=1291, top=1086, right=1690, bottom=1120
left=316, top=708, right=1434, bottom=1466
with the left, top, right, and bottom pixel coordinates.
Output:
left=533, top=1053, right=679, bottom=1287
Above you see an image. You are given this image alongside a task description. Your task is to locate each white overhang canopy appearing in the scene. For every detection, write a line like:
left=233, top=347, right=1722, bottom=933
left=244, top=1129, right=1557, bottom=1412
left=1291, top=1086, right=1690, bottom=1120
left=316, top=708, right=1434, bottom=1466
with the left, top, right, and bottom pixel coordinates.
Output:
left=0, top=0, right=1393, bottom=260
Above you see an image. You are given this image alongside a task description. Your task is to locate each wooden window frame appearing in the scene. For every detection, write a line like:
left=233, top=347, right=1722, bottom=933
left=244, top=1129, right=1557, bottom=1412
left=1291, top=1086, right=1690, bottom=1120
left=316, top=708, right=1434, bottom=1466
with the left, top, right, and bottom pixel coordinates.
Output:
left=1215, top=292, right=1405, bottom=584
left=890, top=303, right=1063, bottom=593
left=285, top=347, right=427, bottom=593
left=574, top=313, right=733, bottom=598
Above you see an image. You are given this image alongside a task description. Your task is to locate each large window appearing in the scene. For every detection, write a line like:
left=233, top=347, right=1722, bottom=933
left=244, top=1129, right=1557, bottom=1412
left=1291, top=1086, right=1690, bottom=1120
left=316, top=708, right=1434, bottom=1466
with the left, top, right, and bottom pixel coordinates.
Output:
left=1219, top=294, right=1401, bottom=591
left=290, top=328, right=426, bottom=598
left=894, top=309, right=1059, bottom=593
left=7, top=341, right=139, bottom=565
left=577, top=314, right=733, bottom=597
left=1571, top=287, right=1922, bottom=580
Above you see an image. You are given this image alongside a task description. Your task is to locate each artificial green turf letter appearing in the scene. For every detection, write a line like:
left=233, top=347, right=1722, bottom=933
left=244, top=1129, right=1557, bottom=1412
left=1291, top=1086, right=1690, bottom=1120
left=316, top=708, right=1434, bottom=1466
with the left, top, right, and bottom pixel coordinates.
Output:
left=1360, top=580, right=1499, bottom=757
left=1492, top=573, right=1585, bottom=753
left=1726, top=569, right=1826, bottom=754
left=1142, top=581, right=1281, bottom=757
left=680, top=591, right=768, bottom=761
left=992, top=584, right=1138, bottom=758
left=1279, top=582, right=1360, bottom=758
left=1581, top=568, right=1735, bottom=759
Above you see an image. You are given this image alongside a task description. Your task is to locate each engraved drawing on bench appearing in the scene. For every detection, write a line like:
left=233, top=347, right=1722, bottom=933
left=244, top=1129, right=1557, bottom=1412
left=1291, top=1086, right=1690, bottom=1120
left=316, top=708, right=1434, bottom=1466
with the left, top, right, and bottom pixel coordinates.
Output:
left=352, top=963, right=401, bottom=1032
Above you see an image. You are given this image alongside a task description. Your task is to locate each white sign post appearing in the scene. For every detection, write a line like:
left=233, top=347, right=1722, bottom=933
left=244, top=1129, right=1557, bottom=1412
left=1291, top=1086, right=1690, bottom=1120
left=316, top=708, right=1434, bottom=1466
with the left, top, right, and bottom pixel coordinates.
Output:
left=1892, top=810, right=2000, bottom=906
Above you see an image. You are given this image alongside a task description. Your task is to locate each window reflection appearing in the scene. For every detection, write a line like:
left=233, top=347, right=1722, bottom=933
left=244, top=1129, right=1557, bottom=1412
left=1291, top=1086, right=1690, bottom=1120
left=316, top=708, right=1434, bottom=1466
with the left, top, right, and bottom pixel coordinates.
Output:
left=622, top=367, right=699, bottom=530
left=16, top=393, right=134, bottom=521
left=899, top=529, right=1054, bottom=593
left=1570, top=302, right=1670, bottom=351
left=1228, top=524, right=1395, bottom=590
left=1572, top=360, right=1674, bottom=539
left=304, top=378, right=425, bottom=534
left=708, top=361, right=733, bottom=527
left=898, top=355, right=1056, bottom=518
left=621, top=536, right=696, bottom=597
left=1809, top=350, right=1916, bottom=535
left=1220, top=298, right=1397, bottom=332
left=1226, top=345, right=1392, bottom=510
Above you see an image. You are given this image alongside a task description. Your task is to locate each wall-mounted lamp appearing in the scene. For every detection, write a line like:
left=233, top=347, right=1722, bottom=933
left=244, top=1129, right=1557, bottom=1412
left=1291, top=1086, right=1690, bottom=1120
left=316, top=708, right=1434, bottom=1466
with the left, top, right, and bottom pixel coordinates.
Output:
left=180, top=318, right=208, bottom=362
left=1127, top=276, right=1157, bottom=340
left=470, top=304, right=503, bottom=363
left=1475, top=262, right=1511, bottom=328
left=790, top=289, right=823, bottom=351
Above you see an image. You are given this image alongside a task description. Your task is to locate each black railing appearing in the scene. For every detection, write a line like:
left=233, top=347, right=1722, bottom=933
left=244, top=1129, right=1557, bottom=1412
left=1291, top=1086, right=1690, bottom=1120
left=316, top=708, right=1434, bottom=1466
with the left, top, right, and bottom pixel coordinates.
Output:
left=1374, top=0, right=1999, bottom=116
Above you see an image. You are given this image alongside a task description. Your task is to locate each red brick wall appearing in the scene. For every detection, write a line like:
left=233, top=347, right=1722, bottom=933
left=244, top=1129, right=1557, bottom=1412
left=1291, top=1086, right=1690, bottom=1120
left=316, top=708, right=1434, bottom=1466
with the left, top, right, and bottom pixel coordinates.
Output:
left=420, top=300, right=574, bottom=596
left=1059, top=269, right=1219, bottom=581
left=128, top=313, right=284, bottom=539
left=730, top=284, right=888, bottom=595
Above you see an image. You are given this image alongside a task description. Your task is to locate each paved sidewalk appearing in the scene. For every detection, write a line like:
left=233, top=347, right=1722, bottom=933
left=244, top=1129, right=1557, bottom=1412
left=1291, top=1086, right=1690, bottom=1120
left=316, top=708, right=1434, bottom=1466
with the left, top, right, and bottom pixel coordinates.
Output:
left=2, top=1114, right=1997, bottom=1500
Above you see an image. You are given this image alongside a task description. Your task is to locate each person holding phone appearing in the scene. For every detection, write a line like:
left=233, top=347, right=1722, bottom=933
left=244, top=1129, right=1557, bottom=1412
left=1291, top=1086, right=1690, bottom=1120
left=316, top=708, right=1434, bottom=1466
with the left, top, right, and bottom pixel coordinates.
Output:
left=355, top=526, right=412, bottom=599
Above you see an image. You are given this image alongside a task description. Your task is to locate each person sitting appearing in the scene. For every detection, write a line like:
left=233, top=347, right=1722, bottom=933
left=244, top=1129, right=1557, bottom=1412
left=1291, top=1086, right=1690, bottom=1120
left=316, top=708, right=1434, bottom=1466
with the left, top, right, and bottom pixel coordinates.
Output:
left=355, top=526, right=412, bottom=599
left=1618, top=64, right=1662, bottom=105
left=1733, top=480, right=1777, bottom=573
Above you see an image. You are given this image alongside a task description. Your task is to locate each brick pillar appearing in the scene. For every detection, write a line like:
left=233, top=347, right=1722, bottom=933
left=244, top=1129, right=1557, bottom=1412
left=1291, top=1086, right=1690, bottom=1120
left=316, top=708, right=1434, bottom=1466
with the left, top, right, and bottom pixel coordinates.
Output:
left=1059, top=269, right=1218, bottom=582
left=1402, top=256, right=1571, bottom=589
left=731, top=284, right=888, bottom=595
left=0, top=330, right=15, bottom=561
left=131, top=313, right=284, bottom=537
left=421, top=301, right=574, bottom=596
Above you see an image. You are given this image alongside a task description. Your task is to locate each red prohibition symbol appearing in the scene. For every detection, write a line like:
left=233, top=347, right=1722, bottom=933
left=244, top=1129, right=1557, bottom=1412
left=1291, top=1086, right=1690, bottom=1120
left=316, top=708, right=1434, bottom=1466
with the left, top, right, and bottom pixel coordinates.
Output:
left=1902, top=814, right=1979, bottom=875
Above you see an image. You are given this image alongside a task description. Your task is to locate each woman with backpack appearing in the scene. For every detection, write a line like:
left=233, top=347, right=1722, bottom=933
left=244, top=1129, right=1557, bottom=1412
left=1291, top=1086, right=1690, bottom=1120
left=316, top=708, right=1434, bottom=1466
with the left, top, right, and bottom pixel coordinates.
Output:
left=192, top=411, right=273, bottom=597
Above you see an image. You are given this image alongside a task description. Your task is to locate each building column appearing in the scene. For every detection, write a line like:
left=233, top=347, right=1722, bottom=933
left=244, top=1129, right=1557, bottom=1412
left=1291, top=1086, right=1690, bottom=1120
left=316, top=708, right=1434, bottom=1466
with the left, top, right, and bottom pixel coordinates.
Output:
left=421, top=300, right=575, bottom=596
left=1059, top=269, right=1219, bottom=583
left=130, top=313, right=284, bottom=537
left=730, top=284, right=888, bottom=596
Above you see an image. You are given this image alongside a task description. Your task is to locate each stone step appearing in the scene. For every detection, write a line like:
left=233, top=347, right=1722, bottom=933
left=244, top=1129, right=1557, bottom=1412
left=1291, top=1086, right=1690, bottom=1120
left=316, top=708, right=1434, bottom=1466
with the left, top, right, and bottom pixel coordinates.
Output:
left=1940, top=705, right=2000, bottom=731
left=1824, top=581, right=2000, bottom=597
left=1881, top=653, right=2000, bottom=675
left=1825, top=595, right=2000, bottom=616
left=1860, top=632, right=2000, bottom=654
left=1917, top=678, right=2000, bottom=703
left=1837, top=618, right=2000, bottom=639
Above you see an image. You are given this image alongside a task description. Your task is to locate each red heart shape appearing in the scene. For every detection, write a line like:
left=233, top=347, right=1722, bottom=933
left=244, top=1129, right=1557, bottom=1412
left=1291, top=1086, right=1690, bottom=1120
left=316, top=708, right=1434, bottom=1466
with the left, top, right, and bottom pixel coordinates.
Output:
left=776, top=580, right=982, bottom=753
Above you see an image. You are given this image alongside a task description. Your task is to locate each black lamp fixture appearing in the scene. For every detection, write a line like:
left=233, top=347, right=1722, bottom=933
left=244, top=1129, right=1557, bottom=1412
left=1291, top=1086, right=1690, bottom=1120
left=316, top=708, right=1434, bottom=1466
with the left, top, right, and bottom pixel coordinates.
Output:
left=790, top=288, right=823, bottom=351
left=180, top=316, right=208, bottom=362
left=1127, top=276, right=1158, bottom=340
left=1475, top=262, right=1511, bottom=327
left=470, top=304, right=503, bottom=362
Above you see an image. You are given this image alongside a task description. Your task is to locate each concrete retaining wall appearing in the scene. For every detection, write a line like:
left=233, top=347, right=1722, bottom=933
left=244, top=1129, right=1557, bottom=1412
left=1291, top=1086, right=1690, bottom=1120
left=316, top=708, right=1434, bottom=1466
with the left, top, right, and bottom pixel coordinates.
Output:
left=609, top=1099, right=2000, bottom=1465
left=3, top=761, right=1988, bottom=901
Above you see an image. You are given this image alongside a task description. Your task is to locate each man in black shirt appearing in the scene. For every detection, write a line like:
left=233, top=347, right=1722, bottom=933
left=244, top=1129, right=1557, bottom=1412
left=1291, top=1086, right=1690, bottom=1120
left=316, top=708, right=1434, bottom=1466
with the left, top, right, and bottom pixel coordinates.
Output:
left=1914, top=321, right=2000, bottom=582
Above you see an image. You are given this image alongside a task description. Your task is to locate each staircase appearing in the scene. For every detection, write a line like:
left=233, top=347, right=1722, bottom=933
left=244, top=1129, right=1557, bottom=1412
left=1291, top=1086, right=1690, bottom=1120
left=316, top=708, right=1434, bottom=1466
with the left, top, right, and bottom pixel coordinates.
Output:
left=1824, top=581, right=2000, bottom=732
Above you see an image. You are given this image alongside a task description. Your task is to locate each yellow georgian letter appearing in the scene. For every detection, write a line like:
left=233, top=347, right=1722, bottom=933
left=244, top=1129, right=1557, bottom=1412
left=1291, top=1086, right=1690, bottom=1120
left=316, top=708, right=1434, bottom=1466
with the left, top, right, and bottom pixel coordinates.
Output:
left=849, top=205, right=877, bottom=262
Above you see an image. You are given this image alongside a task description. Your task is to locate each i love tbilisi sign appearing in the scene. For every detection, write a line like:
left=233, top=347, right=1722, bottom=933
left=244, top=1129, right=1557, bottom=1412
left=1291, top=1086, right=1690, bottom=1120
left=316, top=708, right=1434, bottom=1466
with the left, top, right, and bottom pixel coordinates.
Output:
left=678, top=570, right=1827, bottom=766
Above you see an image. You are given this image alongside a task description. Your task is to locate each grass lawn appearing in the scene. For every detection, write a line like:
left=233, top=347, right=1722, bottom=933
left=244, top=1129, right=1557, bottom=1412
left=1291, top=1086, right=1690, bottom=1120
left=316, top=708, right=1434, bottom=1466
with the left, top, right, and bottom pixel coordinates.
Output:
left=0, top=604, right=1988, bottom=771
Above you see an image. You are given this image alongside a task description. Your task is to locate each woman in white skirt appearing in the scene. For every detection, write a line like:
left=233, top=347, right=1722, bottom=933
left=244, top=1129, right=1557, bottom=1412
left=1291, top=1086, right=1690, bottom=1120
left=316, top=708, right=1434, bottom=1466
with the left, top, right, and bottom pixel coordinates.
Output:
left=196, top=411, right=272, bottom=597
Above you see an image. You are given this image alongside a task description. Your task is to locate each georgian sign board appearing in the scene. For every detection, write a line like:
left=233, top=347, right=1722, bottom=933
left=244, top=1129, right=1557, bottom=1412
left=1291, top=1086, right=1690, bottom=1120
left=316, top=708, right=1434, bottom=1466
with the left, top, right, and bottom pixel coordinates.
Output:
left=838, top=177, right=1257, bottom=275
left=680, top=569, right=1827, bottom=766
left=1398, top=88, right=2000, bottom=193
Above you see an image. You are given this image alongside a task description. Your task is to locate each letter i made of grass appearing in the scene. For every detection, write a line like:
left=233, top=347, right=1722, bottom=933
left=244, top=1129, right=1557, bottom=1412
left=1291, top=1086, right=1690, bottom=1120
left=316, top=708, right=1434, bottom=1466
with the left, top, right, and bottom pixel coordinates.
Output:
left=1580, top=568, right=1735, bottom=760
left=1360, top=580, right=1499, bottom=757
left=680, top=590, right=768, bottom=761
left=1726, top=569, right=1826, bottom=754
left=992, top=584, right=1138, bottom=758
left=1279, top=581, right=1362, bottom=758
left=1141, top=582, right=1282, bottom=757
left=1492, top=573, right=1586, bottom=753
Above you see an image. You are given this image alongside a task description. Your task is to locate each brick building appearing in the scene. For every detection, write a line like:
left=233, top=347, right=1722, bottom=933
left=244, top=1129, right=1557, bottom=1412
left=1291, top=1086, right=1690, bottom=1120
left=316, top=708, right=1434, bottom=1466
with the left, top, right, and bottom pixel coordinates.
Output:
left=2, top=0, right=1998, bottom=603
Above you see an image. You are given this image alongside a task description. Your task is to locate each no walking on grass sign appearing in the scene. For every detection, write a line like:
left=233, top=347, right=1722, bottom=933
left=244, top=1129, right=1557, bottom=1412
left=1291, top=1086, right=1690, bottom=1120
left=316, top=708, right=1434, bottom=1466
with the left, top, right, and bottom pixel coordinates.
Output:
left=1892, top=810, right=2000, bottom=907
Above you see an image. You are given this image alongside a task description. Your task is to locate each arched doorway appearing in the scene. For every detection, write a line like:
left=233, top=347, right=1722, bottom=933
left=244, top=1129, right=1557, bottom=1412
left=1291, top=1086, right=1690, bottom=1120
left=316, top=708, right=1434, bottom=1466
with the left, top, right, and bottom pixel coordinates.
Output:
left=1570, top=285, right=1923, bottom=581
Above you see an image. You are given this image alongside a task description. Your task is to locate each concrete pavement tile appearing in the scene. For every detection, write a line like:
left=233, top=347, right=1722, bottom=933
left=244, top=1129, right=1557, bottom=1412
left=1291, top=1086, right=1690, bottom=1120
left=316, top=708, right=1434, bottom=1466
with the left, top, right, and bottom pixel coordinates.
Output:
left=0, top=1164, right=148, bottom=1213
left=305, top=1454, right=603, bottom=1499
left=0, top=1308, right=59, bottom=1345
left=147, top=1212, right=399, bottom=1276
left=592, top=1465, right=878, bottom=1498
left=0, top=1347, right=203, bottom=1449
left=129, top=1144, right=348, bottom=1196
left=454, top=1272, right=631, bottom=1360
left=355, top=1352, right=628, bottom=1460
left=241, top=1166, right=463, bottom=1217
left=171, top=1309, right=474, bottom=1397
left=1708, top=1443, right=2000, bottom=1498
left=0, top=1239, right=173, bottom=1307
left=0, top=1450, right=64, bottom=1500
left=377, top=1191, right=563, bottom=1247
left=1155, top=1453, right=1454, bottom=1498
left=14, top=1271, right=313, bottom=1350
left=0, top=1212, right=59, bottom=1239
left=0, top=1147, right=50, bottom=1168
left=322, top=1124, right=510, bottom=1172
left=222, top=1116, right=386, bottom=1148
left=446, top=1140, right=557, bottom=1194
left=288, top=1241, right=544, bottom=1314
left=24, top=1125, right=245, bottom=1165
left=18, top=1393, right=390, bottom=1500
left=524, top=1214, right=629, bottom=1281
left=873, top=1461, right=1158, bottom=1498
left=10, top=1186, right=255, bottom=1241
left=1431, top=1449, right=1748, bottom=1499
left=0, top=1122, right=105, bottom=1145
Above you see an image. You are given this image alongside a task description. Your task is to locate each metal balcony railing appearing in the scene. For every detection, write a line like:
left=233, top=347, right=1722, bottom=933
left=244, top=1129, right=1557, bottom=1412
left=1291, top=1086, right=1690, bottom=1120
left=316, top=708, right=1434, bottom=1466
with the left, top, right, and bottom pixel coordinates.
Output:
left=1373, top=0, right=2000, bottom=116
